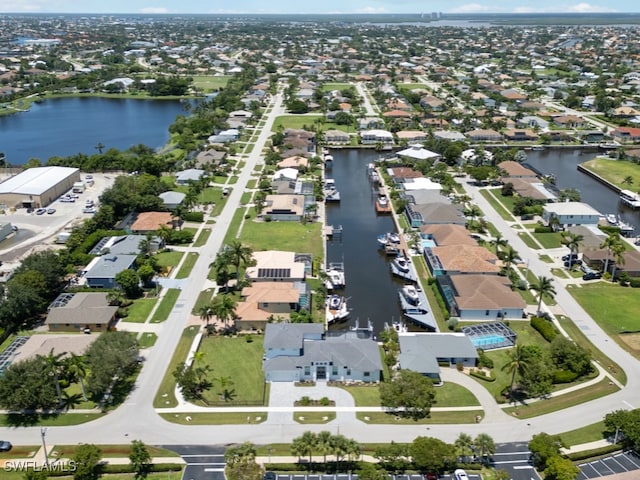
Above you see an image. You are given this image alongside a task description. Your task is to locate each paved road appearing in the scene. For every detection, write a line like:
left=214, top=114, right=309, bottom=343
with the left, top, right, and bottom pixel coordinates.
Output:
left=161, top=445, right=226, bottom=480
left=494, top=442, right=540, bottom=480
left=2, top=91, right=640, bottom=449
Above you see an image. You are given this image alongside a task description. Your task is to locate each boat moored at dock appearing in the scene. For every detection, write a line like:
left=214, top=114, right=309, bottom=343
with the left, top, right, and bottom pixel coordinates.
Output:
left=620, top=189, right=640, bottom=209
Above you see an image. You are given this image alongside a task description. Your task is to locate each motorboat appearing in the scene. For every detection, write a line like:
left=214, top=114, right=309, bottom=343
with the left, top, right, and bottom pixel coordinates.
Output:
left=620, top=189, right=640, bottom=209
left=376, top=194, right=391, bottom=213
left=324, top=263, right=345, bottom=290
left=401, top=284, right=420, bottom=305
left=606, top=213, right=619, bottom=226
left=377, top=232, right=400, bottom=247
left=328, top=294, right=342, bottom=310
left=324, top=189, right=341, bottom=202
left=326, top=295, right=349, bottom=323
left=393, top=256, right=411, bottom=273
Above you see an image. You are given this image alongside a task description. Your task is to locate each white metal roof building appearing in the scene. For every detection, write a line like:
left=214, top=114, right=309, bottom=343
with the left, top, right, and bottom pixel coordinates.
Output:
left=0, top=166, right=80, bottom=208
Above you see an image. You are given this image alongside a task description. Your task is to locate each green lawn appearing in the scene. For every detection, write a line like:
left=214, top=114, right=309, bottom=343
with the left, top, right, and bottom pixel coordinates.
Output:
left=559, top=421, right=608, bottom=446
left=0, top=413, right=104, bottom=427
left=321, top=82, right=352, bottom=91
left=518, top=231, right=542, bottom=250
left=154, top=251, right=184, bottom=268
left=488, top=188, right=518, bottom=214
left=159, top=412, right=267, bottom=425
left=176, top=252, right=199, bottom=279
left=273, top=115, right=323, bottom=131
left=338, top=385, right=381, bottom=406
left=52, top=444, right=180, bottom=458
left=581, top=158, right=640, bottom=189
left=357, top=410, right=482, bottom=424
left=123, top=298, right=156, bottom=323
left=193, top=228, right=212, bottom=247
left=197, top=336, right=267, bottom=405
left=138, top=332, right=158, bottom=348
left=480, top=189, right=513, bottom=221
left=568, top=283, right=640, bottom=358
left=434, top=382, right=481, bottom=407
left=150, top=288, right=181, bottom=323
left=192, top=75, right=231, bottom=92
left=531, top=231, right=565, bottom=249
left=223, top=208, right=247, bottom=245
left=192, top=288, right=216, bottom=314
left=153, top=326, right=200, bottom=408
left=294, top=412, right=336, bottom=424
left=240, top=220, right=323, bottom=258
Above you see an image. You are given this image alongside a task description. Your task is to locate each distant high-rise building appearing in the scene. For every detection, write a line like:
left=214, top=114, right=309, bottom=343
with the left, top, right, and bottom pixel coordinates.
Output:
left=431, top=12, right=441, bottom=20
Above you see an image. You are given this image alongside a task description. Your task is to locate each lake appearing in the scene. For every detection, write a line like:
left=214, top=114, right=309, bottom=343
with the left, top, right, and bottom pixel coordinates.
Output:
left=0, top=97, right=187, bottom=165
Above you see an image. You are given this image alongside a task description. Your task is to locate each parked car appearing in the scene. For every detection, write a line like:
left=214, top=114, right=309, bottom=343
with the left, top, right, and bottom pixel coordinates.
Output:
left=454, top=469, right=469, bottom=480
left=0, top=440, right=12, bottom=451
left=562, top=253, right=579, bottom=262
left=564, top=259, right=582, bottom=268
left=583, top=272, right=602, bottom=281
left=83, top=207, right=97, bottom=214
left=59, top=196, right=75, bottom=203
left=263, top=472, right=276, bottom=480
left=222, top=187, right=230, bottom=195
left=47, top=208, right=56, bottom=214
left=35, top=208, right=46, bottom=215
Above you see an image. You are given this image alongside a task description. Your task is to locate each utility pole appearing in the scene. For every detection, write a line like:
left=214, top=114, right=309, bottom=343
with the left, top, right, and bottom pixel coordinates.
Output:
left=41, top=427, right=50, bottom=468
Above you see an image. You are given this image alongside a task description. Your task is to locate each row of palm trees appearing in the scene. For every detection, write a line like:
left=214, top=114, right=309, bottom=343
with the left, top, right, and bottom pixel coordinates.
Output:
left=41, top=348, right=89, bottom=409
left=291, top=431, right=361, bottom=466
left=454, top=432, right=496, bottom=463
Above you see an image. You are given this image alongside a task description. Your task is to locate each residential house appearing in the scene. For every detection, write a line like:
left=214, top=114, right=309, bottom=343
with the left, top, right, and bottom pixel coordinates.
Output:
left=360, top=129, right=394, bottom=145
left=277, top=156, right=309, bottom=170
left=517, top=116, right=549, bottom=130
left=207, top=128, right=240, bottom=144
left=542, top=202, right=601, bottom=227
left=261, top=194, right=305, bottom=221
left=582, top=249, right=640, bottom=279
left=612, top=127, right=640, bottom=143
left=552, top=115, right=585, bottom=128
left=498, top=161, right=537, bottom=178
left=245, top=250, right=308, bottom=283
left=130, top=212, right=175, bottom=234
left=159, top=191, right=186, bottom=210
left=263, top=323, right=382, bottom=382
left=89, top=234, right=163, bottom=256
left=433, top=130, right=467, bottom=142
left=398, top=333, right=478, bottom=382
left=324, top=129, right=350, bottom=144
left=420, top=224, right=478, bottom=247
left=396, top=131, right=428, bottom=143
left=235, top=281, right=307, bottom=331
left=406, top=202, right=465, bottom=228
left=503, top=129, right=539, bottom=142
left=465, top=129, right=503, bottom=142
left=83, top=254, right=138, bottom=289
left=395, top=144, right=440, bottom=161
left=46, top=292, right=118, bottom=333
left=358, top=117, right=385, bottom=130
left=195, top=149, right=227, bottom=168
left=436, top=274, right=525, bottom=320
left=423, top=244, right=500, bottom=277
left=175, top=168, right=205, bottom=185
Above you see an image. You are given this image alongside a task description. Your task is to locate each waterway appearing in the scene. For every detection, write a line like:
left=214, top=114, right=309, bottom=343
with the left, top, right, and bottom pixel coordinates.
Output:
left=525, top=148, right=640, bottom=232
left=325, top=149, right=412, bottom=336
left=0, top=97, right=186, bottom=165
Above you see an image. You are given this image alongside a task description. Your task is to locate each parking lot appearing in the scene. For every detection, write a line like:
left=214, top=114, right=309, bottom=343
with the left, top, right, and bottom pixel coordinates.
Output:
left=577, top=450, right=640, bottom=479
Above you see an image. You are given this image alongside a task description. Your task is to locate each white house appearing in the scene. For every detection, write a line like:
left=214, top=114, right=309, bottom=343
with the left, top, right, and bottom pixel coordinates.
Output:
left=542, top=202, right=601, bottom=227
left=360, top=129, right=394, bottom=145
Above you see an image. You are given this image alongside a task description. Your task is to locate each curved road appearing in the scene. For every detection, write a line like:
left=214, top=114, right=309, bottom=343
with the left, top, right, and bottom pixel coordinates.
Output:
left=2, top=95, right=639, bottom=448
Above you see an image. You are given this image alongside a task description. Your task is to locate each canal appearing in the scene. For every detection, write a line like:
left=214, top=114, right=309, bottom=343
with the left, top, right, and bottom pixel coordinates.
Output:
left=325, top=149, right=412, bottom=335
left=0, top=96, right=186, bottom=165
left=525, top=148, right=640, bottom=232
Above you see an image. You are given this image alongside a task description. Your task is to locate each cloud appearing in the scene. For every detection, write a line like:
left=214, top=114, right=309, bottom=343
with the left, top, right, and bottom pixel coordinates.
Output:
left=354, top=6, right=389, bottom=13
left=513, top=3, right=616, bottom=12
left=566, top=2, right=615, bottom=12
left=450, top=3, right=494, bottom=13
left=0, top=0, right=48, bottom=11
left=139, top=7, right=169, bottom=14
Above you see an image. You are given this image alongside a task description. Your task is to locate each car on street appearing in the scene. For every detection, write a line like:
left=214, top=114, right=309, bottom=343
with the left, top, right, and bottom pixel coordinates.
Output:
left=47, top=208, right=56, bottom=214
left=0, top=440, right=12, bottom=451
left=35, top=208, right=46, bottom=215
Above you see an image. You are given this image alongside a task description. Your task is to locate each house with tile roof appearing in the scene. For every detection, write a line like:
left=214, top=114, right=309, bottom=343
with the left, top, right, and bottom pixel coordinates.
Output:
left=424, top=244, right=501, bottom=277
left=235, top=282, right=308, bottom=331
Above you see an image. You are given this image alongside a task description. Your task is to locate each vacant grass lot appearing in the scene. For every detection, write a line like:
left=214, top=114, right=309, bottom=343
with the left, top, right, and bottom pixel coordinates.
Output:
left=321, top=82, right=352, bottom=91
left=192, top=75, right=231, bottom=91
left=153, top=326, right=199, bottom=408
left=272, top=115, right=354, bottom=133
left=198, top=335, right=267, bottom=405
left=241, top=220, right=323, bottom=258
left=568, top=283, right=640, bottom=358
left=581, top=158, right=640, bottom=189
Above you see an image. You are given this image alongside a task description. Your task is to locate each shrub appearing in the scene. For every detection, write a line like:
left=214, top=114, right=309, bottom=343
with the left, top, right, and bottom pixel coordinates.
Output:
left=183, top=211, right=204, bottom=222
left=477, top=349, right=494, bottom=369
left=299, top=396, right=311, bottom=406
left=470, top=369, right=495, bottom=382
left=531, top=316, right=558, bottom=342
left=629, top=278, right=640, bottom=288
left=534, top=226, right=554, bottom=233
left=447, top=317, right=459, bottom=331
left=456, top=362, right=464, bottom=371
left=553, top=370, right=579, bottom=383
left=319, top=396, right=330, bottom=406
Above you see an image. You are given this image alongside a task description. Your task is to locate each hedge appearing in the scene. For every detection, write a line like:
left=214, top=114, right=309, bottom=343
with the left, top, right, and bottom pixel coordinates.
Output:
left=534, top=226, right=554, bottom=233
left=565, top=444, right=622, bottom=461
left=469, top=369, right=496, bottom=382
left=531, top=316, right=558, bottom=342
left=553, top=370, right=579, bottom=383
left=183, top=211, right=204, bottom=222
left=45, top=462, right=184, bottom=477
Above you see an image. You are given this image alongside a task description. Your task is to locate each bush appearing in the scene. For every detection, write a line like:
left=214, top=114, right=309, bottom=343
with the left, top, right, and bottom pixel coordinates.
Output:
left=183, top=211, right=204, bottom=222
left=477, top=349, right=494, bottom=369
left=534, top=226, right=554, bottom=233
left=553, top=370, right=579, bottom=383
left=319, top=396, right=330, bottom=406
left=565, top=444, right=622, bottom=461
left=629, top=278, right=640, bottom=288
left=447, top=317, right=459, bottom=331
left=167, top=229, right=195, bottom=245
left=469, top=369, right=495, bottom=382
left=299, top=396, right=311, bottom=406
left=531, top=316, right=558, bottom=342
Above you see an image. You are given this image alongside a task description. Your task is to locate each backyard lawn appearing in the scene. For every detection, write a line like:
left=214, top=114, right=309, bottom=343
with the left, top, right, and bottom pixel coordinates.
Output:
left=568, top=282, right=640, bottom=358
left=241, top=220, right=323, bottom=258
left=198, top=335, right=267, bottom=405
left=581, top=158, right=640, bottom=189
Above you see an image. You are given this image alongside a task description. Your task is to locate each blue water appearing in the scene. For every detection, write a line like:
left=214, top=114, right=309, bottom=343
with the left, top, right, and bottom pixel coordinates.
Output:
left=421, top=238, right=436, bottom=248
left=471, top=334, right=507, bottom=348
left=0, top=97, right=186, bottom=165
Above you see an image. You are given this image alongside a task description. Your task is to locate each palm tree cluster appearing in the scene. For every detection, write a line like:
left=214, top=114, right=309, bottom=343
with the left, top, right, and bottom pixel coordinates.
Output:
left=454, top=432, right=496, bottom=464
left=291, top=431, right=360, bottom=469
left=600, top=231, right=626, bottom=280
left=198, top=293, right=238, bottom=333
left=40, top=348, right=89, bottom=410
left=210, top=240, right=255, bottom=292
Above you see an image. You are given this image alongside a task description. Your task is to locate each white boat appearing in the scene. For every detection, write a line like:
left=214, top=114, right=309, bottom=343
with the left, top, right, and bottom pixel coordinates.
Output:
left=392, top=256, right=411, bottom=273
left=370, top=172, right=380, bottom=183
left=377, top=232, right=400, bottom=246
left=606, top=213, right=619, bottom=226
left=324, top=189, right=341, bottom=202
left=324, top=263, right=345, bottom=290
left=326, top=295, right=349, bottom=322
left=620, top=189, right=640, bottom=209
left=392, top=320, right=407, bottom=333
left=401, top=285, right=420, bottom=306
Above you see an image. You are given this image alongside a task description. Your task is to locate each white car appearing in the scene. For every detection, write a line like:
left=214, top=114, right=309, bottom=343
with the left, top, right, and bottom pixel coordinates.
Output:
left=454, top=469, right=469, bottom=480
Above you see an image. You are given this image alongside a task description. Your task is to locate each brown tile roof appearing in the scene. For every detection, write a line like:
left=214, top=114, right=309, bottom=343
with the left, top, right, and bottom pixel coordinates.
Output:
left=420, top=224, right=477, bottom=246
left=451, top=275, right=525, bottom=310
left=432, top=245, right=500, bottom=273
left=389, top=167, right=423, bottom=179
left=130, top=212, right=174, bottom=232
left=498, top=161, right=537, bottom=177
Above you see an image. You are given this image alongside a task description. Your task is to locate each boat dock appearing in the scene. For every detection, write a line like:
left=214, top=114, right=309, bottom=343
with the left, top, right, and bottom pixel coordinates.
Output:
left=397, top=287, right=438, bottom=331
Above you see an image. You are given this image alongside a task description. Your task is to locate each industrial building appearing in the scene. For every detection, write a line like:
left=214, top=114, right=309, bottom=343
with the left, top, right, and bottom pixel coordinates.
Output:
left=0, top=166, right=80, bottom=208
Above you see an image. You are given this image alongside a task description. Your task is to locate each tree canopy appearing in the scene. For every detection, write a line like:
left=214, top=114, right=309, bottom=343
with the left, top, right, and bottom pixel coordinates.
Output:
left=380, top=369, right=435, bottom=420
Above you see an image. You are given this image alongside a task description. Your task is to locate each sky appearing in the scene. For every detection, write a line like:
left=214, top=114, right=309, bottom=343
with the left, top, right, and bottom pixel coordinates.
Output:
left=0, top=0, right=638, bottom=14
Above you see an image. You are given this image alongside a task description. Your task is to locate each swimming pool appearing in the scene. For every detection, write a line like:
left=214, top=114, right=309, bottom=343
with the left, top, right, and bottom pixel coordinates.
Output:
left=421, top=239, right=436, bottom=248
left=471, top=334, right=507, bottom=348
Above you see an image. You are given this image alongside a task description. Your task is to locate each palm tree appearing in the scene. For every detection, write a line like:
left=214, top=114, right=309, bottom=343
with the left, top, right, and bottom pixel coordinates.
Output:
left=562, top=231, right=584, bottom=261
left=622, top=175, right=633, bottom=186
left=41, top=348, right=65, bottom=405
left=191, top=350, right=205, bottom=367
left=198, top=302, right=215, bottom=329
left=60, top=391, right=83, bottom=411
left=501, top=344, right=529, bottom=401
left=345, top=438, right=361, bottom=463
left=216, top=375, right=235, bottom=402
left=65, top=353, right=88, bottom=401
left=611, top=242, right=626, bottom=281
left=330, top=434, right=349, bottom=467
left=316, top=431, right=333, bottom=464
left=464, top=204, right=483, bottom=227
left=226, top=240, right=254, bottom=277
left=211, top=294, right=238, bottom=331
left=548, top=214, right=561, bottom=232
left=455, top=433, right=475, bottom=462
left=296, top=431, right=318, bottom=463
left=600, top=232, right=622, bottom=276
left=156, top=224, right=172, bottom=244
left=531, top=276, right=556, bottom=314
left=491, top=232, right=508, bottom=254
left=474, top=433, right=496, bottom=463
left=210, top=250, right=233, bottom=292
left=500, top=245, right=519, bottom=272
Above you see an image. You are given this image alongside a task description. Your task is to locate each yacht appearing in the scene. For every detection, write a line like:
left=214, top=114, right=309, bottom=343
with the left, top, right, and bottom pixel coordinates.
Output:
left=377, top=232, right=401, bottom=247
left=376, top=194, right=391, bottom=213
left=400, top=284, right=420, bottom=306
left=606, top=213, right=619, bottom=226
left=324, top=263, right=346, bottom=290
left=620, top=189, right=640, bottom=209
left=392, top=256, right=411, bottom=273
left=326, top=295, right=349, bottom=323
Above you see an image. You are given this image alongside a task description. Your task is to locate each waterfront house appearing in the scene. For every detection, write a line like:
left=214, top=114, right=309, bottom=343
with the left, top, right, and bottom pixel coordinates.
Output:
left=611, top=127, right=640, bottom=143
left=423, top=244, right=500, bottom=277
left=396, top=131, right=428, bottom=143
left=261, top=194, right=305, bottom=221
left=420, top=224, right=478, bottom=247
left=406, top=202, right=465, bottom=228
left=245, top=250, right=308, bottom=283
left=498, top=161, right=537, bottom=178
left=582, top=249, right=640, bottom=279
left=398, top=333, right=478, bottom=382
left=277, top=156, right=309, bottom=170
left=542, top=202, right=601, bottom=227
left=395, top=144, right=440, bottom=161
left=324, top=129, right=351, bottom=144
left=263, top=323, right=382, bottom=382
left=436, top=274, right=525, bottom=320
left=465, top=129, right=503, bottom=142
left=234, top=281, right=307, bottom=331
left=360, top=129, right=394, bottom=145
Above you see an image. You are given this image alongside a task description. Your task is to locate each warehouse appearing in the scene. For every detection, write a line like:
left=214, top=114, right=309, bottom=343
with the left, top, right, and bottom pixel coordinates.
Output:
left=0, top=166, right=80, bottom=208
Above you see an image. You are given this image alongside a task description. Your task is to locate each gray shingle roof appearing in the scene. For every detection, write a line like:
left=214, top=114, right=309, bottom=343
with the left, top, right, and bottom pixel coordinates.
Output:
left=398, top=333, right=478, bottom=374
left=264, top=323, right=324, bottom=350
left=85, top=254, right=137, bottom=279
